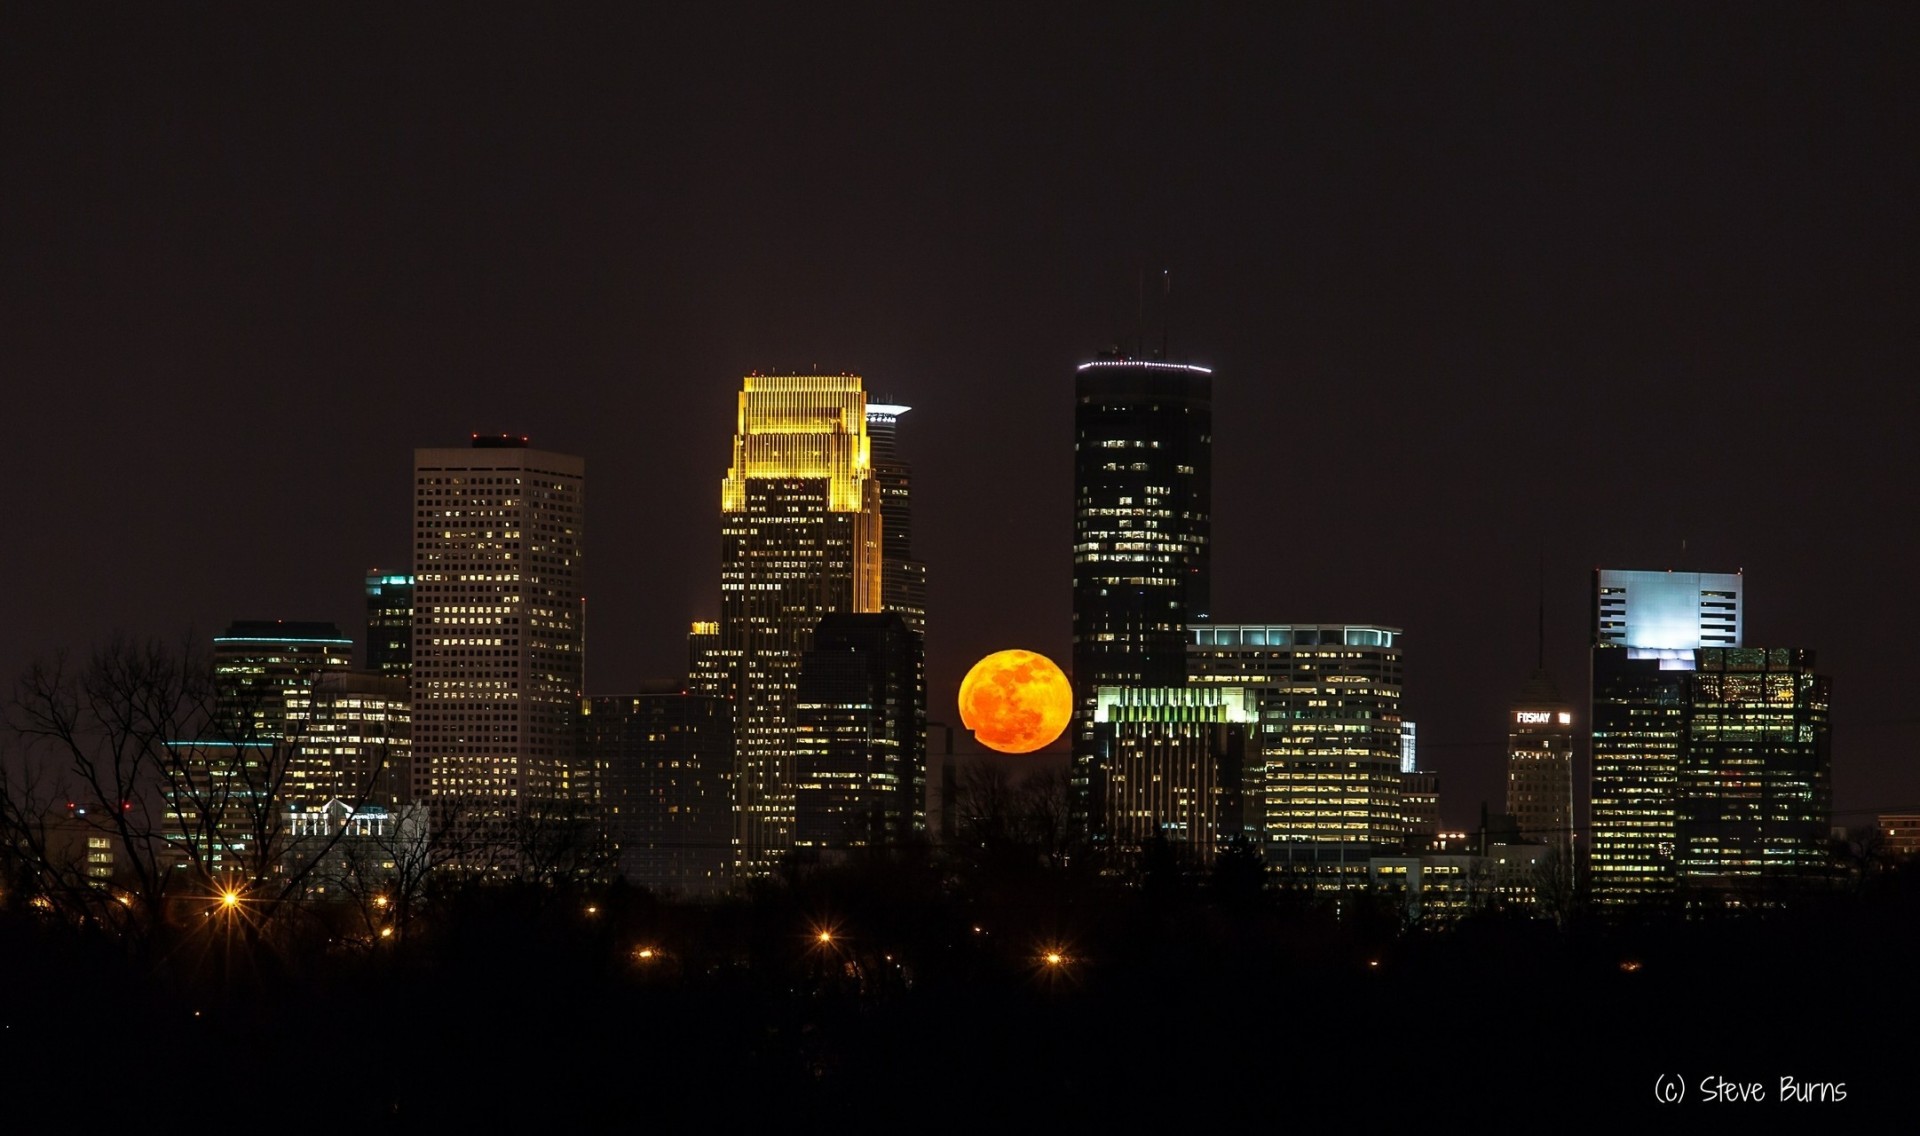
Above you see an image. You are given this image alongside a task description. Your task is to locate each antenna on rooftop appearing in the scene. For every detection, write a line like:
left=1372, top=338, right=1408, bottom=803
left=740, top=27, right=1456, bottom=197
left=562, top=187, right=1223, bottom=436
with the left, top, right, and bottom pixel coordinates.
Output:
left=1160, top=269, right=1171, bottom=360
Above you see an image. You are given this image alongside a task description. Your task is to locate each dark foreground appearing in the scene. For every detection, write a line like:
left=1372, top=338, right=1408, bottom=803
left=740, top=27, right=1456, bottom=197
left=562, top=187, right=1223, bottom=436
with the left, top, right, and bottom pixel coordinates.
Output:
left=4, top=861, right=1913, bottom=1125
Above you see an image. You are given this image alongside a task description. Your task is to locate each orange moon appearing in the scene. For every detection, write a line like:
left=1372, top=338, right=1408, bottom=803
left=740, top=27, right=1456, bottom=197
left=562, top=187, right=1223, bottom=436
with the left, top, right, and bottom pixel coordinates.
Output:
left=957, top=649, right=1073, bottom=755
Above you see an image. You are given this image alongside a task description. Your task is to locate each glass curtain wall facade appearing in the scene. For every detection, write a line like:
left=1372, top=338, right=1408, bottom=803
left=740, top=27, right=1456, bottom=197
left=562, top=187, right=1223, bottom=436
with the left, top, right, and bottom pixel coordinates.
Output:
left=793, top=612, right=925, bottom=853
left=1679, top=647, right=1831, bottom=897
left=1071, top=357, right=1212, bottom=841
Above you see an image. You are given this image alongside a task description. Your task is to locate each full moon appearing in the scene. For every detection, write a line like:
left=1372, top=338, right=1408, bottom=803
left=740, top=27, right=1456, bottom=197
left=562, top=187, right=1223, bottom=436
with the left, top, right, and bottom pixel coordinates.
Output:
left=957, top=649, right=1073, bottom=755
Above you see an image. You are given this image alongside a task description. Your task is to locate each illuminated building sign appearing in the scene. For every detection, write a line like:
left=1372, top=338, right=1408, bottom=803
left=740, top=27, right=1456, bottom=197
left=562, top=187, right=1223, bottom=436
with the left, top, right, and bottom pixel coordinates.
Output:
left=1514, top=710, right=1575, bottom=726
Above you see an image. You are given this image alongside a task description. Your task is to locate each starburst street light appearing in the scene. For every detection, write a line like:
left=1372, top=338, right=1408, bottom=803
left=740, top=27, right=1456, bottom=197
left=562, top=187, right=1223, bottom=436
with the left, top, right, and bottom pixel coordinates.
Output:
left=1035, top=941, right=1077, bottom=976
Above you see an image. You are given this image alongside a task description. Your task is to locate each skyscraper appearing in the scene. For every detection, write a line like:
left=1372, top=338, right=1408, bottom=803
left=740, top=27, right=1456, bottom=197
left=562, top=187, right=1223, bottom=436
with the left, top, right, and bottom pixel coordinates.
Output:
left=1589, top=566, right=1744, bottom=907
left=412, top=435, right=585, bottom=849
left=364, top=570, right=414, bottom=677
left=793, top=612, right=925, bottom=853
left=865, top=402, right=927, bottom=637
left=1071, top=355, right=1212, bottom=839
left=172, top=621, right=355, bottom=876
left=584, top=684, right=732, bottom=896
left=1507, top=670, right=1574, bottom=857
left=211, top=620, right=354, bottom=742
left=1090, top=685, right=1254, bottom=861
left=1679, top=647, right=1831, bottom=897
left=1187, top=623, right=1405, bottom=881
left=1589, top=645, right=1690, bottom=906
left=718, top=375, right=883, bottom=876
left=286, top=671, right=412, bottom=809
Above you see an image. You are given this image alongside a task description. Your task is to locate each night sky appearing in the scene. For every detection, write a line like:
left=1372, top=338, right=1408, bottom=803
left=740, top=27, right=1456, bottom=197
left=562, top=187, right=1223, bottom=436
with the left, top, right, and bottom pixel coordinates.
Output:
left=5, top=4, right=1915, bottom=828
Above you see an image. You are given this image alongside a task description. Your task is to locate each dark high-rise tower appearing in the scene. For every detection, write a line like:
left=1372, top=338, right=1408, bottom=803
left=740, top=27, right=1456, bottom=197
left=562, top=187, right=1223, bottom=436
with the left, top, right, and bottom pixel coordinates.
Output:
left=865, top=402, right=927, bottom=637
left=793, top=612, right=925, bottom=852
left=212, top=620, right=354, bottom=741
left=1070, top=355, right=1212, bottom=837
left=364, top=570, right=414, bottom=677
left=1679, top=647, right=1831, bottom=896
left=585, top=684, right=732, bottom=896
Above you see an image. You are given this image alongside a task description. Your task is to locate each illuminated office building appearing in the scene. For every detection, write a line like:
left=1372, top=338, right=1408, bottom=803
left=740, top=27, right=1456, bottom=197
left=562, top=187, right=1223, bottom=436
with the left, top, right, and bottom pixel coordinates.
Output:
left=412, top=435, right=585, bottom=841
left=365, top=570, right=414, bottom=677
left=585, top=686, right=732, bottom=896
left=1590, top=646, right=1689, bottom=906
left=1507, top=670, right=1574, bottom=857
left=793, top=612, right=925, bottom=853
left=1589, top=566, right=1742, bottom=908
left=687, top=620, right=727, bottom=697
left=1400, top=771, right=1441, bottom=847
left=1090, top=686, right=1254, bottom=860
left=1071, top=355, right=1212, bottom=838
left=865, top=402, right=927, bottom=637
left=1187, top=624, right=1405, bottom=877
left=1678, top=647, right=1830, bottom=896
left=718, top=374, right=883, bottom=876
left=1883, top=815, right=1920, bottom=860
left=212, top=620, right=353, bottom=741
left=286, top=671, right=412, bottom=809
left=45, top=803, right=119, bottom=885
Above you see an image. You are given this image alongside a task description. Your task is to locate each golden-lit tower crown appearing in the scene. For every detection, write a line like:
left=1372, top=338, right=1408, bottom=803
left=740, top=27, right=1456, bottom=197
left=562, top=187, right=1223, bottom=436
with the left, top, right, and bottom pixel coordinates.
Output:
left=723, top=374, right=874, bottom=513
left=721, top=373, right=882, bottom=613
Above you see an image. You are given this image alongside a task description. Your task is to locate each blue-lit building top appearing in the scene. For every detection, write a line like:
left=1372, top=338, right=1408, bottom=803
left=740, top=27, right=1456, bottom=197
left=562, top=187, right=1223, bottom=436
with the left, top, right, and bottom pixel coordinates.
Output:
left=1593, top=569, right=1742, bottom=651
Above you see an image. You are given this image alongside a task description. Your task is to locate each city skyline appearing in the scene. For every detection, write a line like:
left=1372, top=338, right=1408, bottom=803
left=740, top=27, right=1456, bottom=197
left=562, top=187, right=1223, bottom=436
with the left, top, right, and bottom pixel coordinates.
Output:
left=4, top=7, right=1915, bottom=1119
left=5, top=5, right=1915, bottom=833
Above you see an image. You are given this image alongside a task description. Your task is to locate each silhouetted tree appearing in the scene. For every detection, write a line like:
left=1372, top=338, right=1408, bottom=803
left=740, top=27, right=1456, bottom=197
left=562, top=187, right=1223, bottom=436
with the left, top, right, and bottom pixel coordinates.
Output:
left=1, top=634, right=382, bottom=954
